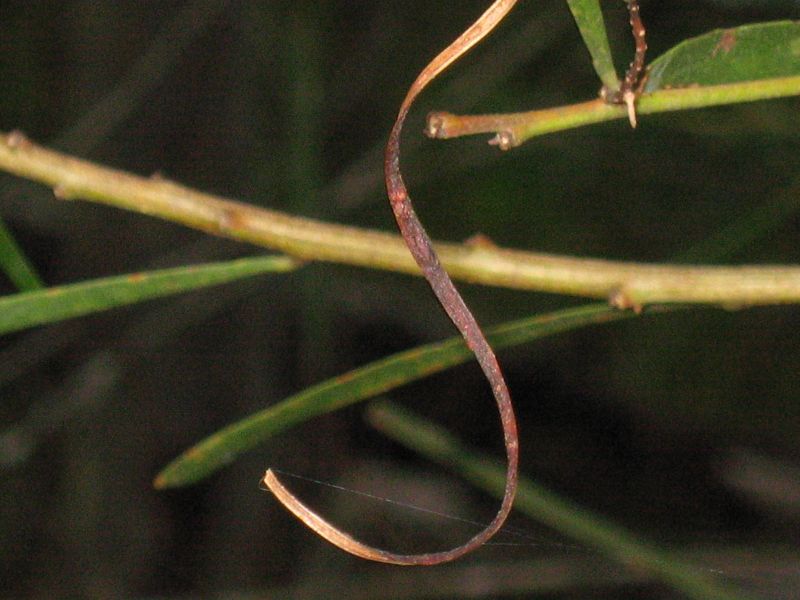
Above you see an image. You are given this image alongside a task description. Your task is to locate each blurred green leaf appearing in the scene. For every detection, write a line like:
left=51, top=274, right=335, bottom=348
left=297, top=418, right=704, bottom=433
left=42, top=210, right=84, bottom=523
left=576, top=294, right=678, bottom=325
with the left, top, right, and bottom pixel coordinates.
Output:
left=645, top=20, right=800, bottom=92
left=566, top=0, right=619, bottom=91
left=0, top=255, right=299, bottom=336
left=155, top=304, right=630, bottom=488
left=0, top=216, right=43, bottom=291
left=367, top=401, right=751, bottom=600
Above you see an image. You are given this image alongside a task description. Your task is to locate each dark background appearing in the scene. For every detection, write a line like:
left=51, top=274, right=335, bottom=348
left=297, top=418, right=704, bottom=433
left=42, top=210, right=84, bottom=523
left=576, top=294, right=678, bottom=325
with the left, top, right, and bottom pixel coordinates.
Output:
left=1, top=1, right=800, bottom=598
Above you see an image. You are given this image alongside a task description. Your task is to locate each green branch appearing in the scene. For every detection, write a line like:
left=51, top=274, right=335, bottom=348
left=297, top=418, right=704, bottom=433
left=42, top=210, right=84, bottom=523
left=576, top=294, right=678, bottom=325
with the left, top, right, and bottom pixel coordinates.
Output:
left=3, top=130, right=800, bottom=309
left=427, top=75, right=800, bottom=148
left=368, top=401, right=753, bottom=600
left=427, top=20, right=800, bottom=146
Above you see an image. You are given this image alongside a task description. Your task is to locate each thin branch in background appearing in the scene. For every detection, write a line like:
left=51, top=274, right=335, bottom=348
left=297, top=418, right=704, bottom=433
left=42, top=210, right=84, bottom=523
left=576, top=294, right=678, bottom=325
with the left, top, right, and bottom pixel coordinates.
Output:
left=56, top=0, right=234, bottom=155
left=1, top=0, right=232, bottom=236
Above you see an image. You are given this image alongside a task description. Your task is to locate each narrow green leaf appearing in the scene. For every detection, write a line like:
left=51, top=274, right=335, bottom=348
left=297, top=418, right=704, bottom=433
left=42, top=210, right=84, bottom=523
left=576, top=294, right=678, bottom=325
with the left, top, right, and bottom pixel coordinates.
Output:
left=367, top=401, right=751, bottom=600
left=566, top=0, right=620, bottom=91
left=0, top=216, right=44, bottom=290
left=645, top=20, right=800, bottom=92
left=155, top=304, right=629, bottom=488
left=0, top=255, right=299, bottom=336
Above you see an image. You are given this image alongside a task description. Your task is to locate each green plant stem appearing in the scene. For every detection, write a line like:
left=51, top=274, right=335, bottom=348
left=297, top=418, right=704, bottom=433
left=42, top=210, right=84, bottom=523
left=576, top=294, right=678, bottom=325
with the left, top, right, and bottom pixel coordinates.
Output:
left=427, top=75, right=800, bottom=147
left=283, top=6, right=335, bottom=383
left=3, top=131, right=800, bottom=308
left=368, top=401, right=753, bottom=600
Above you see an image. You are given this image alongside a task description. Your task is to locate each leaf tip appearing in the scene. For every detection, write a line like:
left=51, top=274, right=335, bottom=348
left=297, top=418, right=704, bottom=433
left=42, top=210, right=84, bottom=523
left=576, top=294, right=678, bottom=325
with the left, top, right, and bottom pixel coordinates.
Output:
left=153, top=460, right=192, bottom=489
left=152, top=472, right=170, bottom=489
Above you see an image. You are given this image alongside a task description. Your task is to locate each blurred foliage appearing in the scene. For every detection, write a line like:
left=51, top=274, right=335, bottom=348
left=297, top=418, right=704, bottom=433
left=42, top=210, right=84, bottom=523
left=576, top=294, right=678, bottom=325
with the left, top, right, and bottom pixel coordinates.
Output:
left=1, top=1, right=799, bottom=598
